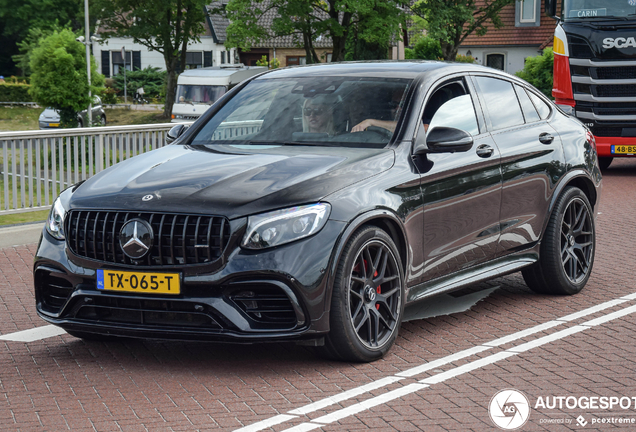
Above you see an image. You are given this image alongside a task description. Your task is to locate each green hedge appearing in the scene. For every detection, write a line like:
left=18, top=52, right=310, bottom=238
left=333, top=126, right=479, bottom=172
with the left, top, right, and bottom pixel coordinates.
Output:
left=0, top=83, right=33, bottom=102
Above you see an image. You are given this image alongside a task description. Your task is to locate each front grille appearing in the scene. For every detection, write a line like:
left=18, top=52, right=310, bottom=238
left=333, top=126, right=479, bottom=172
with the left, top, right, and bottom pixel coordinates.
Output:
left=596, top=85, right=636, bottom=98
left=66, top=211, right=230, bottom=267
left=73, top=297, right=224, bottom=329
left=596, top=66, right=636, bottom=80
left=592, top=127, right=623, bottom=137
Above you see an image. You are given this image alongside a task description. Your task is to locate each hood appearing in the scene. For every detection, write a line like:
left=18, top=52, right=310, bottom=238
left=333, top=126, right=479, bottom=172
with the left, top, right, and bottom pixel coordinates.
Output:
left=69, top=144, right=395, bottom=219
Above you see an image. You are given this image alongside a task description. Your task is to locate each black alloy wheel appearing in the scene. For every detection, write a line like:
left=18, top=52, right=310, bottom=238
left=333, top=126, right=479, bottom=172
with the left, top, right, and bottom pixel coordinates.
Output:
left=322, top=226, right=404, bottom=362
left=523, top=187, right=595, bottom=295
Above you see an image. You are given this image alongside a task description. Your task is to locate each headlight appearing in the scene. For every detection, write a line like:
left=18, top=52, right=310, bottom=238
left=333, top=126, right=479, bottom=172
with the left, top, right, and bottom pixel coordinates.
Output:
left=241, top=203, right=331, bottom=249
left=46, top=197, right=67, bottom=240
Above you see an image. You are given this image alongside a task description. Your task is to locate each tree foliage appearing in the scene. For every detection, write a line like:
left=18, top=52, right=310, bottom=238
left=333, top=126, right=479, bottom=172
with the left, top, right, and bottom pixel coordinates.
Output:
left=404, top=36, right=442, bottom=60
left=410, top=0, right=515, bottom=61
left=516, top=48, right=554, bottom=98
left=94, top=0, right=209, bottom=117
left=0, top=0, right=90, bottom=75
left=29, top=29, right=104, bottom=127
left=224, top=0, right=408, bottom=63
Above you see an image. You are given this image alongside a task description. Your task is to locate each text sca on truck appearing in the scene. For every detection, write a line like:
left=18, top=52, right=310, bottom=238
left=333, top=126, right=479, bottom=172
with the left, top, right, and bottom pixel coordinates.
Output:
left=547, top=0, right=636, bottom=169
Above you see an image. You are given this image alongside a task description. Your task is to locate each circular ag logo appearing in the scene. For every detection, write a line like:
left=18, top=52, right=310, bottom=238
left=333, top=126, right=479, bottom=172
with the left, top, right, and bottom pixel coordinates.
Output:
left=489, top=389, right=530, bottom=430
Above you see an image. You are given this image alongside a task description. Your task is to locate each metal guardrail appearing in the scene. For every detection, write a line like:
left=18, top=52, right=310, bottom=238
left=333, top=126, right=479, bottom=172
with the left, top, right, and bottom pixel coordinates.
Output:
left=0, top=123, right=190, bottom=215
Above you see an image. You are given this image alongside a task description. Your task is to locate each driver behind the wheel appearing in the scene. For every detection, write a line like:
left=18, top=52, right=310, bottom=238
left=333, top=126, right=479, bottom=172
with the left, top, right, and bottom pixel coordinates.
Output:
left=351, top=87, right=405, bottom=134
left=302, top=95, right=338, bottom=136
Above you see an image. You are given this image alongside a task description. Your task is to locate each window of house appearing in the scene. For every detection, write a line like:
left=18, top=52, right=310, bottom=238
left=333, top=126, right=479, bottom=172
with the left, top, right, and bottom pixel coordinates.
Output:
left=221, top=51, right=226, bottom=64
left=112, top=51, right=132, bottom=76
left=486, top=54, right=505, bottom=71
left=474, top=77, right=525, bottom=130
left=286, top=56, right=307, bottom=66
left=186, top=52, right=203, bottom=69
left=516, top=0, right=540, bottom=26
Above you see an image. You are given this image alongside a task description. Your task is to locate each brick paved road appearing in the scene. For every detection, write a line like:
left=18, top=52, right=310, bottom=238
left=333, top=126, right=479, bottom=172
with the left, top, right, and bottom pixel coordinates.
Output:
left=1, top=158, right=635, bottom=431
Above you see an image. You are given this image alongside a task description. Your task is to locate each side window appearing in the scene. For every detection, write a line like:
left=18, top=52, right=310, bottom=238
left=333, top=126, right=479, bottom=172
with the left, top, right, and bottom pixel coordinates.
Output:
left=428, top=95, right=479, bottom=136
left=475, top=76, right=524, bottom=130
left=514, top=85, right=541, bottom=123
left=528, top=91, right=552, bottom=119
left=424, top=81, right=479, bottom=136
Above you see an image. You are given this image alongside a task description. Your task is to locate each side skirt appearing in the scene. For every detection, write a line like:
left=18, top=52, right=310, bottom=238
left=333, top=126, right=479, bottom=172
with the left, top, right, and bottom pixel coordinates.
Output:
left=406, top=247, right=539, bottom=304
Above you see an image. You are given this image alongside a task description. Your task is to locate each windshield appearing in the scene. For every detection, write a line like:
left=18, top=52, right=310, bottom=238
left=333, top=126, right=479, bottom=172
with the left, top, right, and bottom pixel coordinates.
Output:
left=189, top=77, right=412, bottom=148
left=176, top=85, right=226, bottom=104
left=563, top=0, right=636, bottom=20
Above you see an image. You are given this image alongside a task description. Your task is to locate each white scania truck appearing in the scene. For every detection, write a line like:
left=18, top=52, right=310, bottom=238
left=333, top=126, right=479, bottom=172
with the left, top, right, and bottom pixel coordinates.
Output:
left=171, top=64, right=267, bottom=123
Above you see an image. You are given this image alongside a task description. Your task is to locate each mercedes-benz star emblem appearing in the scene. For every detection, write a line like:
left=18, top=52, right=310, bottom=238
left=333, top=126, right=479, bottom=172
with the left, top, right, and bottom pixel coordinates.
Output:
left=119, top=219, right=154, bottom=259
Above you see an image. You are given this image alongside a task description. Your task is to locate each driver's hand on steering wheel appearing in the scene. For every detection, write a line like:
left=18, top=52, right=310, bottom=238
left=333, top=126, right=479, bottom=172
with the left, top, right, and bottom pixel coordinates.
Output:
left=352, top=119, right=397, bottom=133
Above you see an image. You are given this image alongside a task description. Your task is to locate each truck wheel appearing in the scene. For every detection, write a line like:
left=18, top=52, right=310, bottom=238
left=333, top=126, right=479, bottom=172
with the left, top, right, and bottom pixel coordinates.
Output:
left=598, top=157, right=612, bottom=170
left=321, top=226, right=404, bottom=362
left=522, top=187, right=595, bottom=295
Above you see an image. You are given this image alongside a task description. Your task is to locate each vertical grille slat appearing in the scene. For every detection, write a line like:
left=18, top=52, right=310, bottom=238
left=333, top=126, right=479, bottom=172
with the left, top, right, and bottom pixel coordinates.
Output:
left=66, top=211, right=230, bottom=267
left=170, top=215, right=177, bottom=265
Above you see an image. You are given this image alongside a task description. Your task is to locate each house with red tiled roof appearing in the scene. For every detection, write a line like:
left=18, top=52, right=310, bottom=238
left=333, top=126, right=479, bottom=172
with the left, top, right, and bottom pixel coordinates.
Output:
left=456, top=0, right=558, bottom=74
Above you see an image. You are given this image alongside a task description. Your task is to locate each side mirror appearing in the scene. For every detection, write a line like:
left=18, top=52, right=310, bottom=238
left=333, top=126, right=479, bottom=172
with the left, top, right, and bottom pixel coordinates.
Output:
left=414, top=127, right=473, bottom=156
left=545, top=0, right=558, bottom=19
left=166, top=124, right=189, bottom=144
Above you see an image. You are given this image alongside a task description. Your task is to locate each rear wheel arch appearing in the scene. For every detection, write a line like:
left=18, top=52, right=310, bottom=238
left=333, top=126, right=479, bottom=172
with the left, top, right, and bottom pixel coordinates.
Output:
left=544, top=172, right=598, bottom=235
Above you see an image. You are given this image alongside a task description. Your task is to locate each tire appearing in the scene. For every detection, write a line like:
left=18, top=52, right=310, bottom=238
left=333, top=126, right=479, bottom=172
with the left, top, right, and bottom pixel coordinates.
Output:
left=522, top=187, right=595, bottom=295
left=598, top=157, right=613, bottom=170
left=321, top=226, right=404, bottom=362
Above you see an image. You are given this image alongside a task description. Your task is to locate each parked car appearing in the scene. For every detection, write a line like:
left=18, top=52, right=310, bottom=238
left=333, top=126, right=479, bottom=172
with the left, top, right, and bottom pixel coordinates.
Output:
left=38, top=96, right=107, bottom=129
left=35, top=62, right=601, bottom=362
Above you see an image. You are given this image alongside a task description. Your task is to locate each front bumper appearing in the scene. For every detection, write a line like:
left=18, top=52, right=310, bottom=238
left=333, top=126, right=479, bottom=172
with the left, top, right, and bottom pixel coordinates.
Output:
left=34, top=219, right=346, bottom=342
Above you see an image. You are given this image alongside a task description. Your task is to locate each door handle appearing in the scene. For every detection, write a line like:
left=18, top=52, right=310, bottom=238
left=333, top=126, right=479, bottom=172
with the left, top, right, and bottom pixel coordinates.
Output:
left=476, top=144, right=494, bottom=158
left=539, top=132, right=554, bottom=144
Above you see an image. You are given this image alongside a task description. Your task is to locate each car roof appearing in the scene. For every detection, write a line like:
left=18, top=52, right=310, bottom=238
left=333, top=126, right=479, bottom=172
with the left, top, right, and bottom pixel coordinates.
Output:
left=255, top=60, right=518, bottom=81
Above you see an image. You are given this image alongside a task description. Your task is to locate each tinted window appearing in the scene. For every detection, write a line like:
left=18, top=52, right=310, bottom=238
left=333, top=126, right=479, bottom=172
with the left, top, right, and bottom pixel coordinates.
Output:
left=515, top=85, right=541, bottom=123
left=528, top=91, right=551, bottom=119
left=428, top=95, right=479, bottom=136
left=475, top=77, right=524, bottom=130
left=190, top=77, right=412, bottom=147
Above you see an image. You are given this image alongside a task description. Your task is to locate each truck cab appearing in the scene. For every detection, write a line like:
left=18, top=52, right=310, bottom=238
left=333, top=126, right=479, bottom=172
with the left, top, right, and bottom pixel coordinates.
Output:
left=548, top=0, right=636, bottom=169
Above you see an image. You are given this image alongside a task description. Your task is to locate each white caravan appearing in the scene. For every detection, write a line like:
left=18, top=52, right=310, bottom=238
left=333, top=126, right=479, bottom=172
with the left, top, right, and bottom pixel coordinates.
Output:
left=171, top=64, right=267, bottom=123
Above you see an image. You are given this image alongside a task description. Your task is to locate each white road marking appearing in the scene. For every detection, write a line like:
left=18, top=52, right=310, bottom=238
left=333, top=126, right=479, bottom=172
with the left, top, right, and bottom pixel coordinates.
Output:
left=234, top=415, right=297, bottom=432
left=237, top=293, right=636, bottom=432
left=0, top=325, right=66, bottom=342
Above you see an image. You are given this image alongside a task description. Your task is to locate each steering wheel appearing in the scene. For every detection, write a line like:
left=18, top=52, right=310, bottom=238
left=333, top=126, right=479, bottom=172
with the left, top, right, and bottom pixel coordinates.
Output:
left=365, top=126, right=394, bottom=140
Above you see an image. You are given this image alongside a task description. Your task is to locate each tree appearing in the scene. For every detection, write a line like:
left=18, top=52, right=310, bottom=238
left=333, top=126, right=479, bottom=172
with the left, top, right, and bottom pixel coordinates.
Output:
left=29, top=29, right=105, bottom=127
left=224, top=0, right=408, bottom=63
left=516, top=48, right=554, bottom=98
left=94, top=0, right=209, bottom=117
left=0, top=0, right=88, bottom=75
left=410, top=0, right=515, bottom=61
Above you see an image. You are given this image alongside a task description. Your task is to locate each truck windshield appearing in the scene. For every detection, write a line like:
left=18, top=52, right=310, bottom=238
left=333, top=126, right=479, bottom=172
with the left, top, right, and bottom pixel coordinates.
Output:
left=563, top=0, right=636, bottom=20
left=176, top=85, right=226, bottom=104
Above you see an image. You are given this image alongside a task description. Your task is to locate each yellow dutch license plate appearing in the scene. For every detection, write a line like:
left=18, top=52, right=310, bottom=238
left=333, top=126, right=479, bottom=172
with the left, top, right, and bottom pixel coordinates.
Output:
left=48, top=123, right=60, bottom=127
left=96, top=269, right=180, bottom=295
left=612, top=145, right=636, bottom=154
